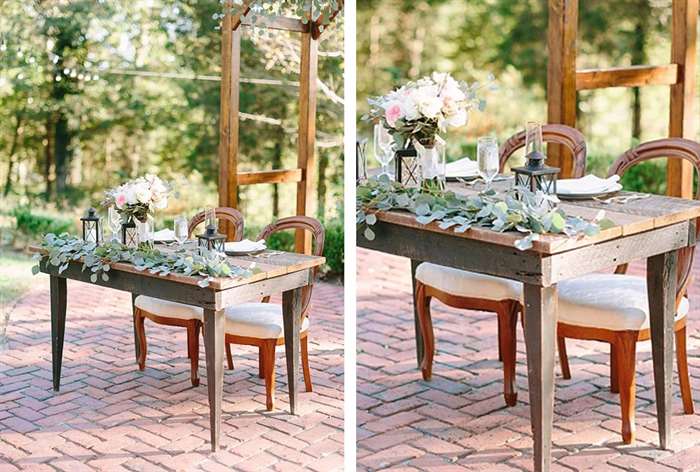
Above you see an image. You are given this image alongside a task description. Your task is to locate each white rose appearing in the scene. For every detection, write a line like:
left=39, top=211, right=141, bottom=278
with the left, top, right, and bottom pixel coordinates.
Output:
left=136, top=187, right=152, bottom=204
left=154, top=197, right=168, bottom=210
left=418, top=96, right=442, bottom=119
left=125, top=187, right=138, bottom=205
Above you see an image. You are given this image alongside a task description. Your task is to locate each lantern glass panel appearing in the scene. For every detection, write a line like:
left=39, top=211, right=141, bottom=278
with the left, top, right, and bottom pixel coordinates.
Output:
left=395, top=149, right=420, bottom=188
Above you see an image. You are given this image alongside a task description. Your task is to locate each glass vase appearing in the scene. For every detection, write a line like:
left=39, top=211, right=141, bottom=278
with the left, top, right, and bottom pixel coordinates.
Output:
left=415, top=138, right=446, bottom=192
left=136, top=217, right=154, bottom=248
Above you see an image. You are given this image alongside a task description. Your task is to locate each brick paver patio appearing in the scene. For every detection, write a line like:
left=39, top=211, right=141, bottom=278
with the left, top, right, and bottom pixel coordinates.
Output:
left=357, top=248, right=700, bottom=471
left=0, top=275, right=343, bottom=471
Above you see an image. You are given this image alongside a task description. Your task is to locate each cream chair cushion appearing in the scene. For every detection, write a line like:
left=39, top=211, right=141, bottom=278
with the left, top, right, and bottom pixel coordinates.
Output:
left=415, top=262, right=522, bottom=301
left=224, top=303, right=310, bottom=339
left=557, top=274, right=689, bottom=331
left=136, top=296, right=310, bottom=339
left=135, top=295, right=203, bottom=321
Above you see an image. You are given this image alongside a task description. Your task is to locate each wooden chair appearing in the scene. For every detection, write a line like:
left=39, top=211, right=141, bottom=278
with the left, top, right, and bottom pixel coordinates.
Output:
left=133, top=208, right=244, bottom=387
left=556, top=138, right=700, bottom=444
left=416, top=124, right=587, bottom=407
left=219, top=216, right=324, bottom=411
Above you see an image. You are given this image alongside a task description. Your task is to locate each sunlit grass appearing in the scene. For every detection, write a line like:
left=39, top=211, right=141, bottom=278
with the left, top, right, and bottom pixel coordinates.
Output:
left=0, top=250, right=35, bottom=310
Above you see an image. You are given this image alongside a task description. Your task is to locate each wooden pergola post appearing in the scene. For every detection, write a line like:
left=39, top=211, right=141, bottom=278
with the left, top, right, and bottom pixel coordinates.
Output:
left=218, top=8, right=336, bottom=254
left=547, top=0, right=698, bottom=194
left=668, top=0, right=697, bottom=198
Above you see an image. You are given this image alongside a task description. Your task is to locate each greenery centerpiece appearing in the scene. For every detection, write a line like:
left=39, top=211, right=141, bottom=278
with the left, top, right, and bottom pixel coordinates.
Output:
left=32, top=233, right=254, bottom=288
left=102, top=175, right=171, bottom=246
left=357, top=176, right=614, bottom=251
left=364, top=72, right=494, bottom=190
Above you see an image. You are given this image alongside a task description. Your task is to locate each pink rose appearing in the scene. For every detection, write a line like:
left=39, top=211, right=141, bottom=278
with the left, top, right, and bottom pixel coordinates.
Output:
left=384, top=101, right=404, bottom=127
left=115, top=193, right=127, bottom=209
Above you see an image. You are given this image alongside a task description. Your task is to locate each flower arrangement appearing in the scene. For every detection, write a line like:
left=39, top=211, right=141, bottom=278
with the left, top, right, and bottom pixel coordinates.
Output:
left=364, top=72, right=495, bottom=148
left=102, top=174, right=171, bottom=222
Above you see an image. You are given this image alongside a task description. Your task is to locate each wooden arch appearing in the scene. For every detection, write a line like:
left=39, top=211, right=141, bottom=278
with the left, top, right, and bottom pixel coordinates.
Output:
left=547, top=0, right=697, bottom=197
left=218, top=3, right=342, bottom=252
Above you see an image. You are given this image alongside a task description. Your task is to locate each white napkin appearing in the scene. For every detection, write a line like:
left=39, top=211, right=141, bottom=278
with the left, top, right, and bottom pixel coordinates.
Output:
left=225, top=239, right=267, bottom=253
left=152, top=229, right=176, bottom=241
left=557, top=174, right=622, bottom=195
left=445, top=157, right=479, bottom=177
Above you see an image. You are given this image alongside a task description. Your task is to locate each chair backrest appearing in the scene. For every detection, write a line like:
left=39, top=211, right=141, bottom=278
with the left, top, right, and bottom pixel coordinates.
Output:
left=257, top=216, right=325, bottom=316
left=499, top=124, right=587, bottom=178
left=608, top=138, right=700, bottom=304
left=188, top=207, right=245, bottom=242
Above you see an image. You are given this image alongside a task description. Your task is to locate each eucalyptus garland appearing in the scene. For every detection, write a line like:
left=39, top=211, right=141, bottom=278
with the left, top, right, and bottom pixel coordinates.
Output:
left=357, top=177, right=615, bottom=251
left=32, top=233, right=254, bottom=288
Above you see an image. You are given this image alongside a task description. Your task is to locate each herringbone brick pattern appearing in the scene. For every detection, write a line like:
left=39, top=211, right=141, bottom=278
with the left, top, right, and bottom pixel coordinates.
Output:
left=357, top=248, right=700, bottom=471
left=0, top=275, right=343, bottom=471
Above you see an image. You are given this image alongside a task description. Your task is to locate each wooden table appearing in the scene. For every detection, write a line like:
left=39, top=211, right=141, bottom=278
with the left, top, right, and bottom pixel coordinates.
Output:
left=357, top=180, right=700, bottom=471
left=31, top=245, right=325, bottom=451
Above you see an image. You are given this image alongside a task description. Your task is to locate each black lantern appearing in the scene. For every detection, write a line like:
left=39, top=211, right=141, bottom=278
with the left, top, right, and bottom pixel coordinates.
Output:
left=197, top=226, right=226, bottom=253
left=197, top=210, right=225, bottom=254
left=81, top=208, right=102, bottom=244
left=512, top=122, right=559, bottom=196
left=395, top=146, right=421, bottom=188
left=121, top=219, right=138, bottom=247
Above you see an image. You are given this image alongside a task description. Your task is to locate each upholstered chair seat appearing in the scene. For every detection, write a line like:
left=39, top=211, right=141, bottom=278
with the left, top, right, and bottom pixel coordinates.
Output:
left=415, top=263, right=522, bottom=301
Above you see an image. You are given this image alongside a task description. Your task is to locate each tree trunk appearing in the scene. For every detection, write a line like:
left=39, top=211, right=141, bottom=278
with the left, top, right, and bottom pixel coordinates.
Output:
left=316, top=149, right=329, bottom=219
left=44, top=116, right=54, bottom=199
left=272, top=139, right=282, bottom=218
left=53, top=112, right=71, bottom=195
left=3, top=112, right=23, bottom=197
left=630, top=11, right=648, bottom=142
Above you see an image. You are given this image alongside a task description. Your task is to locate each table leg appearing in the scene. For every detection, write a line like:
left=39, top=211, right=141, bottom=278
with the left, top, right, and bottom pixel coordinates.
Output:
left=50, top=275, right=67, bottom=392
left=131, top=293, right=140, bottom=363
left=647, top=250, right=678, bottom=450
left=283, top=287, right=303, bottom=414
left=203, top=308, right=225, bottom=452
left=410, top=259, right=424, bottom=368
left=522, top=283, right=557, bottom=472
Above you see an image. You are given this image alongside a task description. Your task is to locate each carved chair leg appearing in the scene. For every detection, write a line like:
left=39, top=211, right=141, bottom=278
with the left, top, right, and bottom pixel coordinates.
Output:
left=225, top=342, right=234, bottom=370
left=301, top=334, right=312, bottom=393
left=135, top=309, right=147, bottom=371
left=615, top=332, right=638, bottom=444
left=676, top=325, right=695, bottom=415
left=415, top=282, right=434, bottom=381
left=557, top=336, right=571, bottom=380
left=261, top=340, right=277, bottom=411
left=259, top=346, right=265, bottom=379
left=498, top=301, right=519, bottom=407
left=188, top=321, right=200, bottom=387
left=611, top=347, right=619, bottom=393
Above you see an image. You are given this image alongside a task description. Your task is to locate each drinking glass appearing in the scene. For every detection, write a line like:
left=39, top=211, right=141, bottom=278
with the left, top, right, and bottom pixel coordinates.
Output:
left=108, top=207, right=122, bottom=243
left=477, top=136, right=499, bottom=191
left=374, top=123, right=394, bottom=178
left=174, top=215, right=189, bottom=248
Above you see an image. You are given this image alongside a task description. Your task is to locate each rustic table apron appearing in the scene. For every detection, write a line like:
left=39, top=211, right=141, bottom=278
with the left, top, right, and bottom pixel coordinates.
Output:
left=358, top=218, right=696, bottom=471
left=40, top=259, right=313, bottom=452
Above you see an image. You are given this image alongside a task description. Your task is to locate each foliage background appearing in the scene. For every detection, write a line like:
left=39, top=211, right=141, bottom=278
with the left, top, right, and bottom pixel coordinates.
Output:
left=357, top=0, right=700, bottom=193
left=0, top=1, right=343, bottom=234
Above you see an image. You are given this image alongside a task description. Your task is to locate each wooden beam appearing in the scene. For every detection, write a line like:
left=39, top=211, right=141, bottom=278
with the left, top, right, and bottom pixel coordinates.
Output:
left=240, top=15, right=308, bottom=32
left=218, top=12, right=242, bottom=240
left=546, top=0, right=578, bottom=177
left=237, top=169, right=303, bottom=185
left=576, top=64, right=679, bottom=90
left=295, top=31, right=319, bottom=253
left=668, top=0, right=698, bottom=199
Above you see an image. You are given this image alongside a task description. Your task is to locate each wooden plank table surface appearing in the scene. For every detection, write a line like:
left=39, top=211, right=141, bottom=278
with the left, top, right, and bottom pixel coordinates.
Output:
left=358, top=178, right=700, bottom=471
left=30, top=244, right=325, bottom=451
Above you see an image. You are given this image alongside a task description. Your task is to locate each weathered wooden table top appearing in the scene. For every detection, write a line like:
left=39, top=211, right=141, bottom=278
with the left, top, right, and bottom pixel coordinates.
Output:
left=29, top=244, right=325, bottom=291
left=370, top=178, right=700, bottom=255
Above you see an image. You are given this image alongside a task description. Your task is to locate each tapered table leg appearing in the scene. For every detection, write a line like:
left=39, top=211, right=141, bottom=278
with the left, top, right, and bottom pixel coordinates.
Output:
left=410, top=259, right=425, bottom=369
left=131, top=293, right=140, bottom=363
left=522, top=283, right=557, bottom=472
left=203, top=308, right=225, bottom=452
left=50, top=276, right=67, bottom=392
left=283, top=287, right=303, bottom=414
left=647, top=251, right=678, bottom=450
